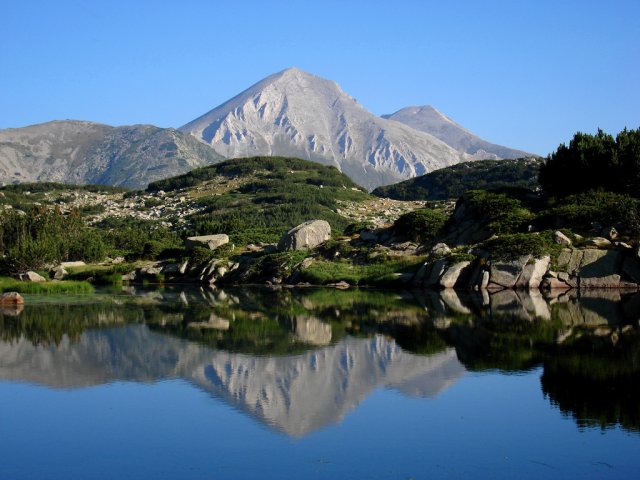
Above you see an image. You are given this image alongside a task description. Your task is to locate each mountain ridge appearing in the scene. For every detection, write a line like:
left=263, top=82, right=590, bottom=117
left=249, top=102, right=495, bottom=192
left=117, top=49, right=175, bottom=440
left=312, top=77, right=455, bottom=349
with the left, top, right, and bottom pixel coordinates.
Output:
left=180, top=67, right=471, bottom=190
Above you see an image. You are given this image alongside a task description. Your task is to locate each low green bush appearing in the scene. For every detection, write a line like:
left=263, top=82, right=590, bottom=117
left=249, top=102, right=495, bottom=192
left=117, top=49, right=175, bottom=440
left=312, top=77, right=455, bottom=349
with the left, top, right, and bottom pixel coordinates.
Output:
left=393, top=208, right=448, bottom=243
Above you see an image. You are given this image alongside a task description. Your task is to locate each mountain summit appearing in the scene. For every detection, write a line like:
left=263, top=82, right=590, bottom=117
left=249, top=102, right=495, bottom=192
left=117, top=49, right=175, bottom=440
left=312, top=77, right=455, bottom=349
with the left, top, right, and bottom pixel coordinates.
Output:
left=383, top=105, right=531, bottom=159
left=180, top=68, right=469, bottom=190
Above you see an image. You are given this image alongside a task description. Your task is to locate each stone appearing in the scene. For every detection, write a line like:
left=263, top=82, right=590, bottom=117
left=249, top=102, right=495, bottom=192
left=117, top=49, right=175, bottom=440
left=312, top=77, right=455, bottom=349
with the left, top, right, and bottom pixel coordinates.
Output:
left=621, top=255, right=640, bottom=283
left=185, top=234, right=229, bottom=251
left=584, top=237, right=611, bottom=248
left=489, top=255, right=531, bottom=288
left=423, top=258, right=447, bottom=287
left=179, top=260, right=189, bottom=275
left=601, top=226, right=618, bottom=240
left=50, top=265, right=68, bottom=280
left=515, top=256, right=550, bottom=289
left=293, top=316, right=332, bottom=345
left=0, top=292, right=24, bottom=305
left=439, top=261, right=472, bottom=288
left=554, top=231, right=572, bottom=245
left=431, top=243, right=451, bottom=257
left=60, top=261, right=86, bottom=268
left=162, top=263, right=180, bottom=274
left=20, top=271, right=46, bottom=282
left=277, top=220, right=331, bottom=251
left=112, top=256, right=125, bottom=264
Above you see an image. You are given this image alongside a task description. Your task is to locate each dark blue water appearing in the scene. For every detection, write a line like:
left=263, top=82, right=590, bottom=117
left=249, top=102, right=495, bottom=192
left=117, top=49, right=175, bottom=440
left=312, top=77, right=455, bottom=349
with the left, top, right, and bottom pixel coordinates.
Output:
left=0, top=287, right=638, bottom=479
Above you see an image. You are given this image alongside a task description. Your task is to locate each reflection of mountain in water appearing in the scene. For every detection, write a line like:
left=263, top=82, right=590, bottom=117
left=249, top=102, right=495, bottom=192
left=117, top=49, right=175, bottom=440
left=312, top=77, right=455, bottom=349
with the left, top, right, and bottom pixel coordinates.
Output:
left=0, top=326, right=464, bottom=436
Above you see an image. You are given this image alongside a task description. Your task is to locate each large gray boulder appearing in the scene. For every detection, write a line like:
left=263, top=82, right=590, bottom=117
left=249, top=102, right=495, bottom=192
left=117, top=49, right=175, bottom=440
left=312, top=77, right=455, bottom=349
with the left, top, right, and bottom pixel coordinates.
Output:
left=20, top=271, right=46, bottom=282
left=278, top=220, right=331, bottom=251
left=185, top=234, right=229, bottom=251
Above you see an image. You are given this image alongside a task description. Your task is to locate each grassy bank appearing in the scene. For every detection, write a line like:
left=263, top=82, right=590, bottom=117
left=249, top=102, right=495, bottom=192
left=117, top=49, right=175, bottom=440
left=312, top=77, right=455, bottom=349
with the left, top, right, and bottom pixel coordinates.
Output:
left=0, top=277, right=94, bottom=294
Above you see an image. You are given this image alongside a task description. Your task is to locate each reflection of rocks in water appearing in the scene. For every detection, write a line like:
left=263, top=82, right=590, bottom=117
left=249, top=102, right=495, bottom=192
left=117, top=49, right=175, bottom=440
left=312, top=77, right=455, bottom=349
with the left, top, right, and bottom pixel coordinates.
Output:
left=547, top=290, right=637, bottom=326
left=0, top=326, right=464, bottom=436
left=293, top=316, right=332, bottom=345
left=0, top=305, right=24, bottom=317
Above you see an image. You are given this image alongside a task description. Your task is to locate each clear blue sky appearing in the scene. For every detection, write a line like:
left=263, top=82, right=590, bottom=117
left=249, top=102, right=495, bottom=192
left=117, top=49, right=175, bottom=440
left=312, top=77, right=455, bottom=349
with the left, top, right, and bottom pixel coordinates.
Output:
left=1, top=0, right=638, bottom=156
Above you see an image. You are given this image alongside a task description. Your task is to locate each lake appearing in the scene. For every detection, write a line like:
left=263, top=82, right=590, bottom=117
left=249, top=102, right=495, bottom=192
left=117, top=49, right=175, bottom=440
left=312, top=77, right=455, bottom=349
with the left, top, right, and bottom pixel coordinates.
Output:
left=1, top=287, right=639, bottom=479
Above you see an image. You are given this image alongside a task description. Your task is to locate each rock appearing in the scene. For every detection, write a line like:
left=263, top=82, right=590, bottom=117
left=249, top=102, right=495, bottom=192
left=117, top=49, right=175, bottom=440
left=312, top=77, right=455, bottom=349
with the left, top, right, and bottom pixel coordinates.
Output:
left=0, top=292, right=24, bottom=305
left=423, top=258, right=447, bottom=287
left=601, top=226, right=618, bottom=240
left=162, top=263, right=180, bottom=274
left=20, top=271, right=46, bottom=282
left=122, top=271, right=137, bottom=282
left=140, top=266, right=162, bottom=276
left=112, top=256, right=125, bottom=264
left=439, top=261, right=472, bottom=288
left=515, top=256, right=550, bottom=289
left=431, top=243, right=451, bottom=257
left=579, top=249, right=622, bottom=288
left=621, top=255, right=640, bottom=283
left=300, top=257, right=314, bottom=270
left=584, top=237, right=611, bottom=248
left=179, top=260, right=189, bottom=275
left=554, top=230, right=572, bottom=246
left=489, top=255, right=531, bottom=288
left=60, top=261, right=86, bottom=268
left=50, top=265, right=68, bottom=280
left=293, top=316, right=332, bottom=345
left=278, top=220, right=331, bottom=251
left=185, top=234, right=229, bottom=251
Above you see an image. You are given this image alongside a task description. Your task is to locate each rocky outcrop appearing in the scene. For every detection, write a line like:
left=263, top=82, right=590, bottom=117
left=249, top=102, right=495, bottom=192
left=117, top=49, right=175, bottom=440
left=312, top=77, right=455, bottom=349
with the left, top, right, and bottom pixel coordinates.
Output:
left=185, top=234, right=229, bottom=251
left=412, top=246, right=640, bottom=291
left=278, top=220, right=331, bottom=251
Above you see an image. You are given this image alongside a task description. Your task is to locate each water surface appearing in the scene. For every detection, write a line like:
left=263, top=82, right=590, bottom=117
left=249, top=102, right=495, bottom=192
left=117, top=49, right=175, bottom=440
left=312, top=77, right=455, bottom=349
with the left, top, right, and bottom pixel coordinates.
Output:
left=1, top=287, right=638, bottom=479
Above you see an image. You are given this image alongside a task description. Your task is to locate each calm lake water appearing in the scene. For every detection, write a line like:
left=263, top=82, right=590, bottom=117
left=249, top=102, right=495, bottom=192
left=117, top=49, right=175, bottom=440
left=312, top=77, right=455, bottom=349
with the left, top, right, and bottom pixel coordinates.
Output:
left=1, top=287, right=639, bottom=479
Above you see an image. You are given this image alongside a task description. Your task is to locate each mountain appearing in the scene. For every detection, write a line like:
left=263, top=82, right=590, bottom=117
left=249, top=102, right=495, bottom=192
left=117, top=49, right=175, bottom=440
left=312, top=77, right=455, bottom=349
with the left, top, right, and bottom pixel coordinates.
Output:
left=180, top=68, right=470, bottom=190
left=382, top=105, right=531, bottom=159
left=0, top=120, right=223, bottom=189
left=372, top=157, right=543, bottom=200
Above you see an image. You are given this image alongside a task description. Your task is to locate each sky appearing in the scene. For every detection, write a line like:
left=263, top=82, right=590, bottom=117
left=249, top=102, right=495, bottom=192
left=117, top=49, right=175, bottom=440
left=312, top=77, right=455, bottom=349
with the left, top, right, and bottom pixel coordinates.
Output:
left=1, top=0, right=638, bottom=156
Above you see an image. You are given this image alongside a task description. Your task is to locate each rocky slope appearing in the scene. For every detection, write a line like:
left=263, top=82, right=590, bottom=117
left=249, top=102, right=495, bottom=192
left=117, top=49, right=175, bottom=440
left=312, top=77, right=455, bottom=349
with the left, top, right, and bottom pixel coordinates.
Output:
left=0, top=120, right=223, bottom=188
left=180, top=68, right=470, bottom=190
left=383, top=105, right=532, bottom=159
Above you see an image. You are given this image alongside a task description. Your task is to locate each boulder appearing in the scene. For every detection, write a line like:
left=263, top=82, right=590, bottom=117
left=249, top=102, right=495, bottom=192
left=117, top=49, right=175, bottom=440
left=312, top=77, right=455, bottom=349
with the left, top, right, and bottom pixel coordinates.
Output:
left=60, top=261, right=86, bottom=268
left=554, top=231, right=572, bottom=246
left=20, top=271, right=46, bottom=282
left=0, top=292, right=24, bottom=305
left=50, top=265, right=68, bottom=280
left=584, top=237, right=611, bottom=248
left=579, top=249, right=622, bottom=288
left=278, top=220, right=331, bottom=251
left=439, top=261, right=472, bottom=288
left=431, top=243, right=451, bottom=257
left=515, top=256, right=550, bottom=289
left=185, top=234, right=229, bottom=251
left=489, top=255, right=531, bottom=288
left=423, top=258, right=447, bottom=287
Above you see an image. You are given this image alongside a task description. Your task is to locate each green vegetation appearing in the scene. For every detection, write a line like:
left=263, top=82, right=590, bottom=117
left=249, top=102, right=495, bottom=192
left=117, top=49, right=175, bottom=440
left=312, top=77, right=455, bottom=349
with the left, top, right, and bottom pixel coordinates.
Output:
left=0, top=207, right=107, bottom=274
left=480, top=232, right=563, bottom=260
left=539, top=128, right=640, bottom=197
left=148, top=157, right=369, bottom=244
left=393, top=208, right=448, bottom=243
left=0, top=277, right=94, bottom=294
left=300, top=257, right=423, bottom=286
left=372, top=158, right=542, bottom=200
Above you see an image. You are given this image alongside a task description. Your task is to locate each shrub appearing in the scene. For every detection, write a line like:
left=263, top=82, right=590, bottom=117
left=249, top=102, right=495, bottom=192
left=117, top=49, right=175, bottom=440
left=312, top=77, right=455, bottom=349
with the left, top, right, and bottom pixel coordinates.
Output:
left=393, top=208, right=448, bottom=243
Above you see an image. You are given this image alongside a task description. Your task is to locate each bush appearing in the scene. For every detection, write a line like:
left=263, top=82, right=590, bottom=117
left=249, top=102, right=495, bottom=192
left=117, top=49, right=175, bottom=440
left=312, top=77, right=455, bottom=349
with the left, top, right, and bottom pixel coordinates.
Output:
left=481, top=232, right=562, bottom=260
left=393, top=208, right=448, bottom=243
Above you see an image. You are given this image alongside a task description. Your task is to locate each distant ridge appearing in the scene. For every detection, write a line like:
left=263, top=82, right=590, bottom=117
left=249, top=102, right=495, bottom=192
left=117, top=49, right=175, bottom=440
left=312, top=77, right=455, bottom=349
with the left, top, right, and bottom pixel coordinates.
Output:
left=382, top=105, right=532, bottom=159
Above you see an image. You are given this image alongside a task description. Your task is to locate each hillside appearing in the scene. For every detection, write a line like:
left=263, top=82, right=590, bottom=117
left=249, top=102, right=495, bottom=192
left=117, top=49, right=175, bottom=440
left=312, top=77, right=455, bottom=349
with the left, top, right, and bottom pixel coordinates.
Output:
left=0, top=120, right=223, bottom=189
left=372, top=157, right=542, bottom=200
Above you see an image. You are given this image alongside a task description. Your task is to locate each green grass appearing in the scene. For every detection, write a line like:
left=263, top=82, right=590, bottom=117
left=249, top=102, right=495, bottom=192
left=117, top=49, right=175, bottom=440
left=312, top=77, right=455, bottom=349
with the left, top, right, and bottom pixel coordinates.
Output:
left=300, top=257, right=424, bottom=286
left=0, top=277, right=94, bottom=294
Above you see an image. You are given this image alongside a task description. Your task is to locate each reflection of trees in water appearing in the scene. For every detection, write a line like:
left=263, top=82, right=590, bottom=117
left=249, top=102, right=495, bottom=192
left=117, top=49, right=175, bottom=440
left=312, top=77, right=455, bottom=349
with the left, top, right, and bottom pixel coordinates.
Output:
left=2, top=287, right=640, bottom=433
left=541, top=331, right=640, bottom=432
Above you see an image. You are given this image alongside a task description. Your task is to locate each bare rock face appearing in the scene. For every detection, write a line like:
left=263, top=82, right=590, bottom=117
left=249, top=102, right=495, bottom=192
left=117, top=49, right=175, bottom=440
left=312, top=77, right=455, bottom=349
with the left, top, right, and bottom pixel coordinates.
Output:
left=278, top=220, right=331, bottom=251
left=185, top=234, right=229, bottom=251
left=180, top=68, right=470, bottom=190
left=554, top=230, right=572, bottom=246
left=0, top=121, right=223, bottom=189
